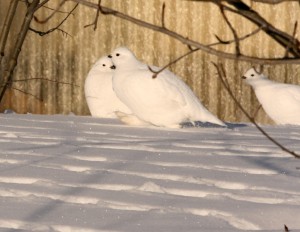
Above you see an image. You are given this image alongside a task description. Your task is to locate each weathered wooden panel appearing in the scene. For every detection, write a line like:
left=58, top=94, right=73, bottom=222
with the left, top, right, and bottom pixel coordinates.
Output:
left=0, top=0, right=299, bottom=124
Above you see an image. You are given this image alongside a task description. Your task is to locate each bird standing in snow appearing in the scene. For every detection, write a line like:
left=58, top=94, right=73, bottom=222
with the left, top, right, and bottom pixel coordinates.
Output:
left=84, top=56, right=131, bottom=118
left=108, top=47, right=225, bottom=128
left=242, top=68, right=300, bottom=125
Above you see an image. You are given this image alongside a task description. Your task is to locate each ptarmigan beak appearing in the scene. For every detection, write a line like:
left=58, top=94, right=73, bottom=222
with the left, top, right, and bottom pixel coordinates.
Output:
left=108, top=55, right=112, bottom=58
left=110, top=65, right=116, bottom=70
left=242, top=76, right=247, bottom=79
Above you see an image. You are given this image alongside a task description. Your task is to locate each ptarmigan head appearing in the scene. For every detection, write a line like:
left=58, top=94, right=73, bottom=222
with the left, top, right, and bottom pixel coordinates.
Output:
left=91, top=56, right=116, bottom=73
left=108, top=47, right=141, bottom=70
left=242, top=68, right=267, bottom=86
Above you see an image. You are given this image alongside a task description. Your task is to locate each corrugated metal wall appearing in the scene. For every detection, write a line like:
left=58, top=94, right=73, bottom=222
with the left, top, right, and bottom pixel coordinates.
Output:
left=0, top=0, right=299, bottom=124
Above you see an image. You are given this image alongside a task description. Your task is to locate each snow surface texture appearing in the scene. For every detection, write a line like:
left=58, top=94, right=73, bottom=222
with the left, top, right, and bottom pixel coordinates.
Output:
left=242, top=68, right=300, bottom=125
left=109, top=47, right=225, bottom=128
left=0, top=113, right=300, bottom=232
left=84, top=56, right=131, bottom=118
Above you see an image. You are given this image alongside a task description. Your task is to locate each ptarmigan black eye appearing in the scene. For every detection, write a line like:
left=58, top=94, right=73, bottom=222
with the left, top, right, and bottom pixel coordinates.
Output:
left=116, top=53, right=120, bottom=56
left=102, top=64, right=106, bottom=67
left=251, top=74, right=254, bottom=77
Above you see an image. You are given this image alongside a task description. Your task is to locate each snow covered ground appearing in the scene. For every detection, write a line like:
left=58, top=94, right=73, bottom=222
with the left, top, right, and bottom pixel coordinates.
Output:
left=0, top=113, right=299, bottom=232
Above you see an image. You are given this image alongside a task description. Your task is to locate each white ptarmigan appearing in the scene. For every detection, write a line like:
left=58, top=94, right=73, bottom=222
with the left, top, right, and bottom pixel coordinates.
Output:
left=242, top=68, right=300, bottom=125
left=108, top=47, right=225, bottom=128
left=84, top=56, right=132, bottom=118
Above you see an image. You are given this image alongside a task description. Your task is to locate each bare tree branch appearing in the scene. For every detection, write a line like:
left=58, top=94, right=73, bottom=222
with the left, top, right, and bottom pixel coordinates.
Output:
left=251, top=0, right=299, bottom=4
left=69, top=0, right=300, bottom=64
left=29, top=3, right=78, bottom=36
left=148, top=26, right=262, bottom=79
left=33, top=0, right=67, bottom=24
left=161, top=2, right=166, bottom=28
left=3, top=76, right=80, bottom=102
left=189, top=0, right=300, bottom=57
left=149, top=47, right=200, bottom=78
left=284, top=21, right=298, bottom=58
left=0, top=0, right=40, bottom=103
left=10, top=86, right=43, bottom=101
left=212, top=62, right=300, bottom=159
left=34, top=0, right=50, bottom=12
left=0, top=0, right=19, bottom=66
left=0, top=0, right=78, bottom=105
left=148, top=25, right=261, bottom=78
left=84, top=0, right=101, bottom=30
left=193, top=0, right=299, bottom=3
left=29, top=27, right=72, bottom=37
left=212, top=27, right=262, bottom=46
left=12, top=77, right=80, bottom=87
left=219, top=5, right=241, bottom=56
left=40, top=4, right=74, bottom=15
left=252, top=104, right=262, bottom=119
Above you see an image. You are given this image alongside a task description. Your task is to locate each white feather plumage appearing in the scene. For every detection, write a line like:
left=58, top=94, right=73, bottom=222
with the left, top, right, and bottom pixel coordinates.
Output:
left=242, top=68, right=300, bottom=125
left=84, top=56, right=131, bottom=118
left=109, top=47, right=225, bottom=128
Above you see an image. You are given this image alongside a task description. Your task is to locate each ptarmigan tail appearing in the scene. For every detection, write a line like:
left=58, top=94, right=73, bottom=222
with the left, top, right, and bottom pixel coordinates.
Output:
left=184, top=90, right=225, bottom=126
left=192, top=108, right=226, bottom=127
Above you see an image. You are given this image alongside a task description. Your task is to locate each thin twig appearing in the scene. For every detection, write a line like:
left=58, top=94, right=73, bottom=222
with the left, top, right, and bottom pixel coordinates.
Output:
left=29, top=3, right=78, bottom=36
left=220, top=64, right=231, bottom=88
left=84, top=0, right=101, bottom=30
left=252, top=104, right=262, bottom=119
left=161, top=2, right=166, bottom=28
left=12, top=77, right=80, bottom=87
left=33, top=0, right=67, bottom=24
left=219, top=5, right=241, bottom=56
left=148, top=48, right=200, bottom=78
left=284, top=21, right=298, bottom=58
left=42, top=4, right=74, bottom=14
left=29, top=27, right=72, bottom=37
left=251, top=0, right=299, bottom=4
left=212, top=27, right=262, bottom=47
left=10, top=86, right=43, bottom=101
left=34, top=0, right=50, bottom=11
left=212, top=62, right=300, bottom=159
left=214, top=35, right=230, bottom=45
